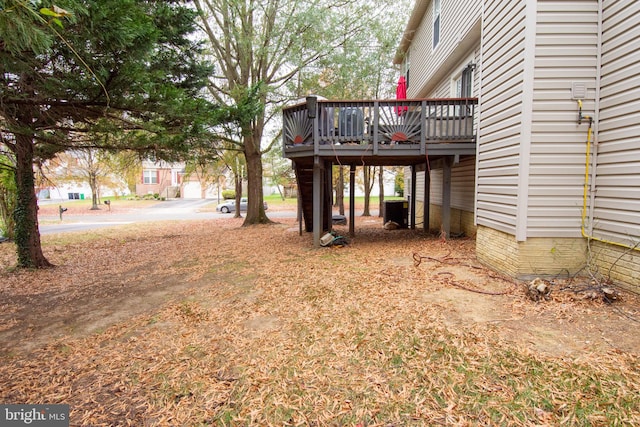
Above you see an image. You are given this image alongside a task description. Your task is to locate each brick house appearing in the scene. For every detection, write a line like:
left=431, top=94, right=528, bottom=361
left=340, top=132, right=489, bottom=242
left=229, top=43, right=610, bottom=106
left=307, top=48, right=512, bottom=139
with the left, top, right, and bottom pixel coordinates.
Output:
left=135, top=160, right=183, bottom=198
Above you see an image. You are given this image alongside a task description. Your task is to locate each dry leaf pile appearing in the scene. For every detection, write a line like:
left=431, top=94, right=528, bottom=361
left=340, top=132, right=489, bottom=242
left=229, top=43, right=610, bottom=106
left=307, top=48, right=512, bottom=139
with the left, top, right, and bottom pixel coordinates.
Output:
left=0, top=218, right=639, bottom=426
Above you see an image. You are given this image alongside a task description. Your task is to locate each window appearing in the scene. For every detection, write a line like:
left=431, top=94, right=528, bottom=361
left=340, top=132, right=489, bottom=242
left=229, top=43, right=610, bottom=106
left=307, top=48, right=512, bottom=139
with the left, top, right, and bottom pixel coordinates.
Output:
left=402, top=50, right=411, bottom=88
left=143, top=170, right=158, bottom=184
left=457, top=64, right=474, bottom=98
left=453, top=64, right=475, bottom=115
left=433, top=0, right=441, bottom=49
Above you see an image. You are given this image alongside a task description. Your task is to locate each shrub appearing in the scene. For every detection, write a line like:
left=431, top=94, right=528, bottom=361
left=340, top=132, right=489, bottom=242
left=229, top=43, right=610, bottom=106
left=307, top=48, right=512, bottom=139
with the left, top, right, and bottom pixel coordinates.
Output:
left=0, top=158, right=16, bottom=239
left=395, top=169, right=405, bottom=197
left=222, top=190, right=235, bottom=200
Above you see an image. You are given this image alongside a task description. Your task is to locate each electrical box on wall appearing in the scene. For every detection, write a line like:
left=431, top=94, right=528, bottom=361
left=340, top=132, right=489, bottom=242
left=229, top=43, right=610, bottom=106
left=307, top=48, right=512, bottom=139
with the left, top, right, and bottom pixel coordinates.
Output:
left=572, top=82, right=587, bottom=100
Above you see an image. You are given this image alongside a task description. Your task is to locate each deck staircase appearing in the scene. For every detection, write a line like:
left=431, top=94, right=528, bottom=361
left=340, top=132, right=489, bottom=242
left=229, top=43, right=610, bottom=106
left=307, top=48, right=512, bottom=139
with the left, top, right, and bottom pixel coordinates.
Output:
left=294, top=163, right=314, bottom=232
left=294, top=162, right=332, bottom=233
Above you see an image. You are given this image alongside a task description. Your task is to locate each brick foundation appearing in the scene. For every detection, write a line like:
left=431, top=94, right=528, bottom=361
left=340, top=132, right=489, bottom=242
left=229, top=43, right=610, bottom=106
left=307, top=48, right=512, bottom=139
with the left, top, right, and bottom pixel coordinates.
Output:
left=476, top=226, right=587, bottom=278
left=414, top=203, right=476, bottom=237
left=475, top=226, right=639, bottom=291
left=590, top=241, right=640, bottom=292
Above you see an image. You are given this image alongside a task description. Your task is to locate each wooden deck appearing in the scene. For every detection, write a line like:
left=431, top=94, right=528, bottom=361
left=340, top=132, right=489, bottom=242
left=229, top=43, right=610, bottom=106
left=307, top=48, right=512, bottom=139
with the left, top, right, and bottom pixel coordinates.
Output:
left=283, top=98, right=477, bottom=164
left=282, top=97, right=478, bottom=246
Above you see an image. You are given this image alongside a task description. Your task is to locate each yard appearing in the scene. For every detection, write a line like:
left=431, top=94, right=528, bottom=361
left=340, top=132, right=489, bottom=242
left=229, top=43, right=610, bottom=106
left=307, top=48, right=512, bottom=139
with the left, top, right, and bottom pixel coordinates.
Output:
left=0, top=216, right=638, bottom=426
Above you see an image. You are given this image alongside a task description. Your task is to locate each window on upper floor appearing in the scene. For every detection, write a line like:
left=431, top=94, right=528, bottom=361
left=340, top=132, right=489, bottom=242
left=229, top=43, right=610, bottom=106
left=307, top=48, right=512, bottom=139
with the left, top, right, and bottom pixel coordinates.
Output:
left=403, top=50, right=411, bottom=88
left=143, top=170, right=158, bottom=184
left=433, top=0, right=441, bottom=49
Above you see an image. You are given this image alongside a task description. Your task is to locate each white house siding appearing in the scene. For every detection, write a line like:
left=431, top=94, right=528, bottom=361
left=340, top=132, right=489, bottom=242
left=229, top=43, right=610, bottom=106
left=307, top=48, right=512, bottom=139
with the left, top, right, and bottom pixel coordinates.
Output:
left=476, top=0, right=527, bottom=235
left=409, top=42, right=480, bottom=225
left=593, top=0, right=640, bottom=246
left=418, top=157, right=476, bottom=209
left=427, top=46, right=481, bottom=99
left=431, top=79, right=451, bottom=99
left=406, top=0, right=482, bottom=98
left=417, top=46, right=480, bottom=208
left=527, top=0, right=600, bottom=238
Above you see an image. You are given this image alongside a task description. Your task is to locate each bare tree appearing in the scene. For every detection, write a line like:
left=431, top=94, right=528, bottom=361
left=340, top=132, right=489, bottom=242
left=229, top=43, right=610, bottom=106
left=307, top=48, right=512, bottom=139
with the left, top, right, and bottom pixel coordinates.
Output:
left=53, top=149, right=121, bottom=209
left=193, top=0, right=383, bottom=225
left=362, top=166, right=375, bottom=216
left=183, top=148, right=228, bottom=199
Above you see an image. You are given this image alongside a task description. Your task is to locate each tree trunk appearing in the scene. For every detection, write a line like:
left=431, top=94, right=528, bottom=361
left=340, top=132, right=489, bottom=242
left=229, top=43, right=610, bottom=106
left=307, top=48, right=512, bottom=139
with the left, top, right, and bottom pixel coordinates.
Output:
left=201, top=182, right=207, bottom=200
left=14, top=132, right=52, bottom=268
left=362, top=166, right=373, bottom=216
left=276, top=183, right=285, bottom=201
left=90, top=172, right=100, bottom=210
left=242, top=132, right=271, bottom=225
left=234, top=168, right=242, bottom=219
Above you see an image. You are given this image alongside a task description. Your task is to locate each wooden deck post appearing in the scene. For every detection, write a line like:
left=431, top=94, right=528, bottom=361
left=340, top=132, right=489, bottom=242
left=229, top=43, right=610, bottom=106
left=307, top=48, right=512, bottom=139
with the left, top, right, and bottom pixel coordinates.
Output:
left=410, top=165, right=417, bottom=229
left=295, top=162, right=303, bottom=236
left=442, top=156, right=453, bottom=239
left=349, top=165, right=356, bottom=237
left=423, top=162, right=430, bottom=233
left=324, top=161, right=333, bottom=233
left=313, top=157, right=322, bottom=247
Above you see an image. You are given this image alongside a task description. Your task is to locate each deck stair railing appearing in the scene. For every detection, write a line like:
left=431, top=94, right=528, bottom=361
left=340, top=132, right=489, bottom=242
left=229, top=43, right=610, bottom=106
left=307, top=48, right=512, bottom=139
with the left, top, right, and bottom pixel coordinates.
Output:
left=283, top=98, right=477, bottom=155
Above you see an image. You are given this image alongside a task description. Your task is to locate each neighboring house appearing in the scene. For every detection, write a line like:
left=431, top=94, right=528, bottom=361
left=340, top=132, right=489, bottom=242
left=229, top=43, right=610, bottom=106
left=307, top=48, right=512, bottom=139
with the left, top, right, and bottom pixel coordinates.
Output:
left=135, top=160, right=184, bottom=198
left=395, top=0, right=639, bottom=291
left=136, top=161, right=268, bottom=200
left=181, top=174, right=226, bottom=199
left=38, top=154, right=130, bottom=201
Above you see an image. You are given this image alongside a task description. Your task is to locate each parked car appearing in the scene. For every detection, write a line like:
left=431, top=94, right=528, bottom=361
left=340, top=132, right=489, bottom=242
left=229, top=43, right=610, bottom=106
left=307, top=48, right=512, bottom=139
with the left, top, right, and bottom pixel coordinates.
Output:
left=216, top=197, right=268, bottom=213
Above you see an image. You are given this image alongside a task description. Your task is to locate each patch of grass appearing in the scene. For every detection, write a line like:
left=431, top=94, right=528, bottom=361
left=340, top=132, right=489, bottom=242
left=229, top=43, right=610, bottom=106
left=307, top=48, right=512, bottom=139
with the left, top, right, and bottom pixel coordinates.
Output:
left=208, top=259, right=251, bottom=274
left=174, top=301, right=209, bottom=324
left=55, top=344, right=72, bottom=355
left=264, top=194, right=298, bottom=206
left=319, top=251, right=344, bottom=263
left=147, top=314, right=161, bottom=325
left=182, top=344, right=207, bottom=359
left=213, top=409, right=240, bottom=426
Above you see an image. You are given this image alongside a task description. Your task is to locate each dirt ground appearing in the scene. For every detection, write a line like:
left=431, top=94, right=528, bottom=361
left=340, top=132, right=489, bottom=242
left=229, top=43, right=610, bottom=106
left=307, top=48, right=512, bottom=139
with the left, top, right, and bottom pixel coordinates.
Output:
left=0, top=215, right=639, bottom=425
left=1, top=216, right=638, bottom=358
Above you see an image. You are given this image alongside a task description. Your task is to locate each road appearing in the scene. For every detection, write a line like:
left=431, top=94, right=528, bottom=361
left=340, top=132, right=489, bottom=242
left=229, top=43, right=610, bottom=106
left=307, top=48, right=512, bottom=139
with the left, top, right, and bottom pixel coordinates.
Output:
left=38, top=199, right=296, bottom=235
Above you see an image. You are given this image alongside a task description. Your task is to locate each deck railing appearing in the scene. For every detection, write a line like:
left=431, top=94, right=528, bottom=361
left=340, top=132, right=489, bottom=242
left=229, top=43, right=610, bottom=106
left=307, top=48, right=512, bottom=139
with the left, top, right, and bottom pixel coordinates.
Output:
left=283, top=97, right=477, bottom=156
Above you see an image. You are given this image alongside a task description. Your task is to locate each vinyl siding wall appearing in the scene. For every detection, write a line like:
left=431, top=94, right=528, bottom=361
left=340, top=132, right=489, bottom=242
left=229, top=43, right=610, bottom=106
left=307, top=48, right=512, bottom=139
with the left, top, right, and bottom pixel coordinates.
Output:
left=404, top=0, right=481, bottom=227
left=593, top=0, right=640, bottom=246
left=476, top=0, right=527, bottom=236
left=416, top=47, right=480, bottom=214
left=402, top=0, right=638, bottom=288
left=528, top=0, right=599, bottom=238
left=429, top=46, right=482, bottom=98
left=478, top=0, right=600, bottom=239
left=406, top=0, right=482, bottom=98
left=416, top=156, right=476, bottom=211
